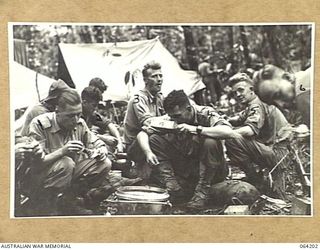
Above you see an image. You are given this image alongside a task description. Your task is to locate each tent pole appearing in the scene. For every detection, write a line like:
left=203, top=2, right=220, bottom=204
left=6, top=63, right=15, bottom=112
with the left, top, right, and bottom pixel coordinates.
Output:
left=35, top=72, right=41, bottom=102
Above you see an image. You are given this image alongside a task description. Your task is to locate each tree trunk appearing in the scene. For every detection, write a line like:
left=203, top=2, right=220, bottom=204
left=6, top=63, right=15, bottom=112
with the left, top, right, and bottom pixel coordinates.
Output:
left=93, top=26, right=103, bottom=43
left=182, top=26, right=203, bottom=104
left=145, top=26, right=151, bottom=39
left=239, top=26, right=251, bottom=69
left=228, top=26, right=234, bottom=64
left=263, top=26, right=283, bottom=67
left=182, top=26, right=198, bottom=70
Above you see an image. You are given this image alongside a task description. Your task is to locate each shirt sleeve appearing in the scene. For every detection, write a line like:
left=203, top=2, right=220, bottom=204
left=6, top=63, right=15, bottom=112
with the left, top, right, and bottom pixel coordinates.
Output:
left=243, top=103, right=265, bottom=135
left=21, top=105, right=48, bottom=136
left=92, top=113, right=112, bottom=130
left=205, top=108, right=232, bottom=127
left=28, top=117, right=48, bottom=152
left=132, top=94, right=154, bottom=126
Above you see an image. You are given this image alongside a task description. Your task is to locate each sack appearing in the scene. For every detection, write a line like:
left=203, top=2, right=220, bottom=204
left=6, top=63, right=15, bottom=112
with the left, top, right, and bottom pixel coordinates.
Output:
left=209, top=180, right=260, bottom=206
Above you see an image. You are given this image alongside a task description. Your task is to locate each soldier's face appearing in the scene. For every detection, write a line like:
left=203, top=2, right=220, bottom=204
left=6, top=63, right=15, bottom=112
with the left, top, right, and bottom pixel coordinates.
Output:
left=56, top=103, right=82, bottom=130
left=82, top=99, right=98, bottom=116
left=232, top=81, right=255, bottom=104
left=168, top=105, right=193, bottom=124
left=144, top=69, right=163, bottom=95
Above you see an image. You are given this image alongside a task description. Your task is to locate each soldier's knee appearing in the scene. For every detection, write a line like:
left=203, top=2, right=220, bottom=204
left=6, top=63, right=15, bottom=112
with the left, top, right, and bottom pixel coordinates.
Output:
left=202, top=138, right=219, bottom=150
left=103, top=157, right=112, bottom=173
left=148, top=134, right=169, bottom=152
left=149, top=134, right=163, bottom=146
left=225, top=137, right=242, bottom=149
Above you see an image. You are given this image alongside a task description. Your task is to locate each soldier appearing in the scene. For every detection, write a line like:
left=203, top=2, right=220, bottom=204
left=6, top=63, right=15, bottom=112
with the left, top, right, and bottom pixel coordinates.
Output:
left=225, top=73, right=290, bottom=191
left=124, top=61, right=165, bottom=166
left=89, top=77, right=108, bottom=94
left=28, top=88, right=111, bottom=216
left=81, top=86, right=124, bottom=152
left=137, top=90, right=241, bottom=209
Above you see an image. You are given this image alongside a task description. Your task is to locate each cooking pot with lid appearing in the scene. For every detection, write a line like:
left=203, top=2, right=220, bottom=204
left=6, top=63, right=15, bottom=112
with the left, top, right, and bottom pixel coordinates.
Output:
left=101, top=186, right=172, bottom=215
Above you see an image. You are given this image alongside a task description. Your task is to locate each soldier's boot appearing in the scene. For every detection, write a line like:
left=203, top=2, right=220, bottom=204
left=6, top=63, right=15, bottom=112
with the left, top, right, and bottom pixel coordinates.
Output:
left=186, top=166, right=216, bottom=210
left=115, top=176, right=143, bottom=187
left=84, top=176, right=143, bottom=209
left=156, top=161, right=185, bottom=203
left=57, top=190, right=94, bottom=216
left=30, top=189, right=61, bottom=217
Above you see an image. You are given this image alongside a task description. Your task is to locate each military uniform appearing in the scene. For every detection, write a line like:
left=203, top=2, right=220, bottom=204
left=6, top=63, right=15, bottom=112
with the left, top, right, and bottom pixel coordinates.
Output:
left=20, top=103, right=50, bottom=136
left=124, top=89, right=165, bottom=160
left=84, top=111, right=112, bottom=132
left=225, top=96, right=289, bottom=179
left=27, top=112, right=110, bottom=215
left=147, top=104, right=231, bottom=207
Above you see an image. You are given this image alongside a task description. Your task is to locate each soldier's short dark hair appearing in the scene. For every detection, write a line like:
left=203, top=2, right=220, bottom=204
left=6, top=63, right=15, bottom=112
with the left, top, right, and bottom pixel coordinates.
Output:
left=164, top=90, right=190, bottom=113
left=81, top=86, right=102, bottom=103
left=89, top=77, right=107, bottom=93
left=228, top=72, right=253, bottom=87
left=142, top=61, right=161, bottom=78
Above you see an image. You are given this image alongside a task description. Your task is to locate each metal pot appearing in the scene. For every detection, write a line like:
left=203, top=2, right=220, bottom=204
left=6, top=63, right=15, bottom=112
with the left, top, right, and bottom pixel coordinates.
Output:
left=102, top=186, right=172, bottom=215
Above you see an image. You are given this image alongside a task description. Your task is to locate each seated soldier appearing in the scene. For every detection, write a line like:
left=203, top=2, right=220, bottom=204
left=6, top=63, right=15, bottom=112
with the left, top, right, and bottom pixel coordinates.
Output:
left=28, top=89, right=112, bottom=216
left=14, top=135, right=45, bottom=217
left=123, top=61, right=166, bottom=183
left=136, top=90, right=241, bottom=209
left=81, top=86, right=124, bottom=152
left=225, top=73, right=290, bottom=194
left=19, top=79, right=70, bottom=136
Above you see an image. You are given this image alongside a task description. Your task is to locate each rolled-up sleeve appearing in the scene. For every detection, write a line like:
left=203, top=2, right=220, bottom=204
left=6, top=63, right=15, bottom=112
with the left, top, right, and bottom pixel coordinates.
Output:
left=28, top=119, right=45, bottom=141
left=207, top=110, right=232, bottom=127
left=243, top=104, right=265, bottom=135
left=132, top=96, right=154, bottom=126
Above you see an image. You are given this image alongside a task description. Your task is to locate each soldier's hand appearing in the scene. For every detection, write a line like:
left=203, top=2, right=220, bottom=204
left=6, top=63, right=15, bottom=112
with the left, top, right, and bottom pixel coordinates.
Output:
left=62, top=140, right=84, bottom=155
left=33, top=143, right=45, bottom=160
left=176, top=124, right=196, bottom=134
left=95, top=147, right=108, bottom=162
left=116, top=142, right=124, bottom=153
left=98, top=135, right=118, bottom=146
left=15, top=143, right=34, bottom=160
left=145, top=151, right=159, bottom=166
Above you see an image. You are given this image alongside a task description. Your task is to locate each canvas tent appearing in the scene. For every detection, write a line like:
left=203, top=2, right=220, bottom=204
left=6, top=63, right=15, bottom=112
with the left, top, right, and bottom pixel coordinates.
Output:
left=10, top=61, right=55, bottom=110
left=10, top=61, right=58, bottom=131
left=58, top=37, right=205, bottom=101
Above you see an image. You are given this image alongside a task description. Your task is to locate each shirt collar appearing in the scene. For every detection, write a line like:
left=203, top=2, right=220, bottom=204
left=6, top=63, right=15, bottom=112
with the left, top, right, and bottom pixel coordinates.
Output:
left=50, top=112, right=81, bottom=133
left=143, top=88, right=161, bottom=104
left=248, top=96, right=260, bottom=105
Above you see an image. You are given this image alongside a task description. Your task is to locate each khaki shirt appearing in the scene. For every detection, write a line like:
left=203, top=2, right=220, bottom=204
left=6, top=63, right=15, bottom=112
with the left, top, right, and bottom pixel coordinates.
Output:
left=236, top=96, right=289, bottom=145
left=20, top=103, right=50, bottom=136
left=124, top=89, right=165, bottom=145
left=28, top=112, right=105, bottom=160
left=192, top=104, right=231, bottom=127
